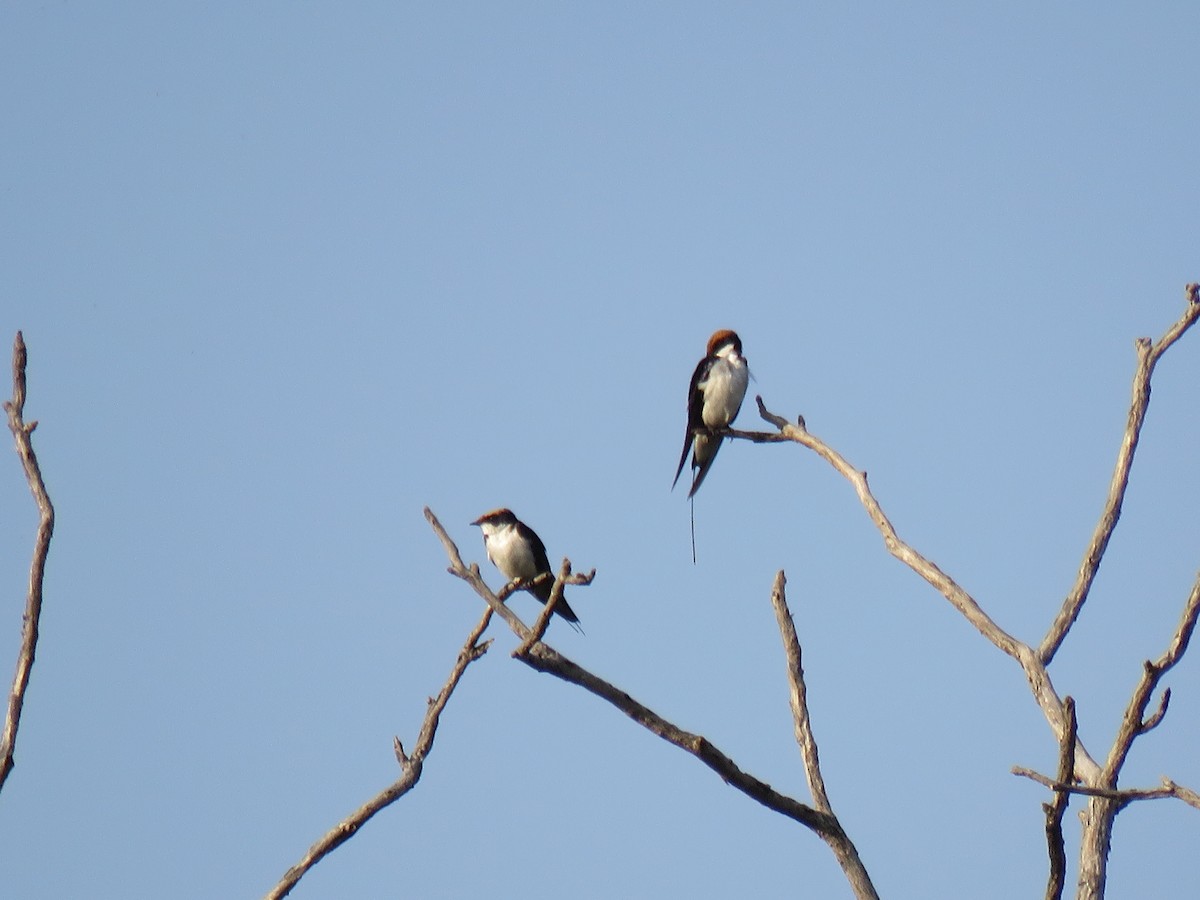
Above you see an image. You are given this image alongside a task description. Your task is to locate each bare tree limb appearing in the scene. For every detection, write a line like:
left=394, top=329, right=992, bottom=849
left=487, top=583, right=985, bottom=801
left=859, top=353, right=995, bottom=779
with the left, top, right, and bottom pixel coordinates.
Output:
left=1, top=331, right=55, bottom=795
left=1042, top=696, right=1077, bottom=900
left=515, top=558, right=575, bottom=655
left=769, top=570, right=879, bottom=900
left=424, top=508, right=841, bottom=837
left=1103, top=568, right=1200, bottom=782
left=1161, top=779, right=1200, bottom=810
left=1074, top=565, right=1200, bottom=899
left=1013, top=768, right=1200, bottom=812
left=730, top=287, right=1200, bottom=898
left=266, top=607, right=494, bottom=900
left=753, top=398, right=1024, bottom=658
left=770, top=571, right=830, bottom=809
left=1040, top=283, right=1200, bottom=664
left=749, top=396, right=1101, bottom=779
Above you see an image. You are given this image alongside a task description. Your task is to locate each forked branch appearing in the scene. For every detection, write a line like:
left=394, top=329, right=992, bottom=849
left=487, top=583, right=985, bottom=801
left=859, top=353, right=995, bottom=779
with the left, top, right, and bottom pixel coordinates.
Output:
left=424, top=508, right=850, bottom=842
left=1, top=332, right=56, bottom=794
left=745, top=396, right=1098, bottom=777
left=737, top=285, right=1200, bottom=899
left=1103, top=567, right=1200, bottom=782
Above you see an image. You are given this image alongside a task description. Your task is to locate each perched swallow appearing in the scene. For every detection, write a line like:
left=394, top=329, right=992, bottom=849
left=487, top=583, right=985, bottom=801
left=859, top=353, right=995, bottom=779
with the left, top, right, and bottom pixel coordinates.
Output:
left=672, top=329, right=750, bottom=498
left=471, top=508, right=582, bottom=629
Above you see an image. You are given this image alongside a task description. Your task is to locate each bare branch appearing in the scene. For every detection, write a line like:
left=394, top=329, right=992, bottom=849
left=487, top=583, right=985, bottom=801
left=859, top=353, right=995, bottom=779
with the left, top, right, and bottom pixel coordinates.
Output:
left=1, top=331, right=56, bottom=795
left=754, top=396, right=1022, bottom=657
left=424, top=509, right=840, bottom=837
left=769, top=570, right=878, bottom=899
left=1139, top=686, right=1170, bottom=735
left=1014, top=768, right=1200, bottom=812
left=740, top=287, right=1200, bottom=896
left=1040, top=286, right=1200, bottom=664
left=770, top=571, right=830, bottom=809
left=266, top=607, right=494, bottom=899
left=1162, top=779, right=1200, bottom=810
left=1103, top=569, right=1200, bottom=782
left=515, top=559, right=572, bottom=654
left=1042, top=697, right=1077, bottom=900
left=750, top=396, right=1101, bottom=779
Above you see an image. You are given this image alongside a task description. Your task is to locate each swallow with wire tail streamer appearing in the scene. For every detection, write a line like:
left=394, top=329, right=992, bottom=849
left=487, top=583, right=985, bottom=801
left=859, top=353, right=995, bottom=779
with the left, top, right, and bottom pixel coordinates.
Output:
left=672, top=329, right=750, bottom=498
left=471, top=508, right=582, bottom=630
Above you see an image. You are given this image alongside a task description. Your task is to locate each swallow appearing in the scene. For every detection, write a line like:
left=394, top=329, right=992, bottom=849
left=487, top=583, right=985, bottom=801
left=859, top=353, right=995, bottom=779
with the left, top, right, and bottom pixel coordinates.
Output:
left=471, top=508, right=582, bottom=629
left=672, top=329, right=750, bottom=498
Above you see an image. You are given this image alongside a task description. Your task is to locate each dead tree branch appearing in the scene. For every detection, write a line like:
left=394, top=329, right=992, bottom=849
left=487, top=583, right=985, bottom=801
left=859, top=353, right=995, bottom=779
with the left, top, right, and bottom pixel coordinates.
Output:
left=424, top=508, right=849, bottom=842
left=1040, top=283, right=1200, bottom=664
left=515, top=558, right=575, bottom=654
left=1042, top=696, right=1077, bottom=900
left=1, top=331, right=56, bottom=795
left=748, top=395, right=1100, bottom=779
left=266, top=607, right=494, bottom=900
left=769, top=570, right=878, bottom=899
left=1013, top=768, right=1200, bottom=812
left=1104, top=568, right=1200, bottom=782
left=1071, top=565, right=1200, bottom=898
left=740, top=285, right=1200, bottom=899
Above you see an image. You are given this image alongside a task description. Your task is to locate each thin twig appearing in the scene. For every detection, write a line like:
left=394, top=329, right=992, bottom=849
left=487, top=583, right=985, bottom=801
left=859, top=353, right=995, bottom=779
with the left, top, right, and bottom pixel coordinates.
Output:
left=515, top=559, right=571, bottom=654
left=769, top=570, right=878, bottom=900
left=1, top=332, right=56, bottom=794
left=1040, top=285, right=1200, bottom=664
left=1043, top=697, right=1077, bottom=900
left=425, top=509, right=839, bottom=837
left=265, top=607, right=494, bottom=899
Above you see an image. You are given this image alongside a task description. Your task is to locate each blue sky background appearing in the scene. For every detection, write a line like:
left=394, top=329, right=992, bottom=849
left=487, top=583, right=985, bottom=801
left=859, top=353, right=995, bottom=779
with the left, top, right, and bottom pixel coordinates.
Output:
left=2, top=3, right=1198, bottom=897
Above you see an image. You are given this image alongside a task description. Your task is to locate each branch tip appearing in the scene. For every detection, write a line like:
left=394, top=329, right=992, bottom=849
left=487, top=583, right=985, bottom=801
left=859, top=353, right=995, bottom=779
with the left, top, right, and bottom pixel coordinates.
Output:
left=1140, top=687, right=1170, bottom=734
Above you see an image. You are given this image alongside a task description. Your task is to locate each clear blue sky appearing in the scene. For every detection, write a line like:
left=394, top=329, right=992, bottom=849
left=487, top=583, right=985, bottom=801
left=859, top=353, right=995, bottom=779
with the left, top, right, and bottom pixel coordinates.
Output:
left=2, top=4, right=1198, bottom=898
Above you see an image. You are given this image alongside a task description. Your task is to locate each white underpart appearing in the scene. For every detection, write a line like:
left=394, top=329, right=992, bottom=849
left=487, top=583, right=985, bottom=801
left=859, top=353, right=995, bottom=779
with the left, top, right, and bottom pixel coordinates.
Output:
left=479, top=521, right=539, bottom=581
left=700, top=348, right=749, bottom=429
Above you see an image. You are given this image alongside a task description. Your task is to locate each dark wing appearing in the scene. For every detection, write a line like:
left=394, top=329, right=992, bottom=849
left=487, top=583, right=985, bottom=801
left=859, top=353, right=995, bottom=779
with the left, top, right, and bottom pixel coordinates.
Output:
left=518, top=520, right=553, bottom=576
left=516, top=520, right=581, bottom=627
left=514, top=520, right=553, bottom=602
left=672, top=355, right=712, bottom=489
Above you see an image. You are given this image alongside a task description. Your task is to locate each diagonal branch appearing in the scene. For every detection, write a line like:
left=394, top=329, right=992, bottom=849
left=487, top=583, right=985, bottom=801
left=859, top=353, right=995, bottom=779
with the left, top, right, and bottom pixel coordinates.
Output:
left=753, top=398, right=1022, bottom=658
left=1040, top=284, right=1200, bottom=664
left=515, top=559, right=573, bottom=654
left=769, top=570, right=878, bottom=899
left=424, top=508, right=840, bottom=837
left=1, top=331, right=56, bottom=795
left=1102, top=568, right=1200, bottom=784
left=771, top=571, right=831, bottom=809
left=748, top=396, right=1100, bottom=779
left=265, top=607, right=494, bottom=900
